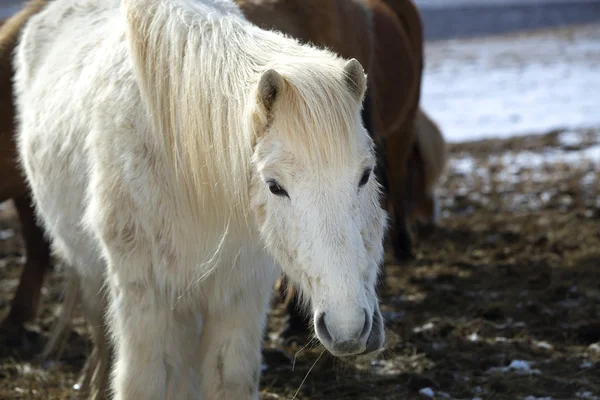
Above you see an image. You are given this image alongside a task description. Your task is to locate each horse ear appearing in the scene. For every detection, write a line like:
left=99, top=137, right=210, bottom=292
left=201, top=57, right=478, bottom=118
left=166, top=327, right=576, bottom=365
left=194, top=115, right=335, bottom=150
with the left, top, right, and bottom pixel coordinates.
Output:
left=257, top=69, right=284, bottom=115
left=343, top=58, right=367, bottom=102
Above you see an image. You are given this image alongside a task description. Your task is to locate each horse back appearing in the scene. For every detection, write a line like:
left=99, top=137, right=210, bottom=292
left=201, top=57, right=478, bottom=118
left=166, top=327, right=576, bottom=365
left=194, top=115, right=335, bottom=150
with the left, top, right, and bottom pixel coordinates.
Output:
left=368, top=0, right=422, bottom=139
left=238, top=0, right=374, bottom=70
left=382, top=0, right=424, bottom=116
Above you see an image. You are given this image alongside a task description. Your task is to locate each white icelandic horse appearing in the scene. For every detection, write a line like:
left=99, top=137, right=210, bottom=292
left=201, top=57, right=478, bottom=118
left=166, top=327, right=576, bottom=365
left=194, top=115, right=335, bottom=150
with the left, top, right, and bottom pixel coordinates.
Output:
left=14, top=0, right=388, bottom=398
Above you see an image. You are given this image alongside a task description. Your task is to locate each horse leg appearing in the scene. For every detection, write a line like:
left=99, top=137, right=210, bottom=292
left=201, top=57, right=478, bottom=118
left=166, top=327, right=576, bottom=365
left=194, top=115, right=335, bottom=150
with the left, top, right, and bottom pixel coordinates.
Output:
left=79, top=277, right=112, bottom=400
left=3, top=193, right=51, bottom=327
left=108, top=274, right=182, bottom=400
left=384, top=132, right=415, bottom=262
left=197, top=287, right=272, bottom=399
left=276, top=276, right=311, bottom=342
left=409, top=146, right=436, bottom=227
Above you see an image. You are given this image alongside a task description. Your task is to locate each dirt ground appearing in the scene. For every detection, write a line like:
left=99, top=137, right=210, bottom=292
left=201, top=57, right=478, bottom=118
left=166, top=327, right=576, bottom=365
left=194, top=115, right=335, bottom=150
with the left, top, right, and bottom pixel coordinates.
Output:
left=0, top=127, right=599, bottom=399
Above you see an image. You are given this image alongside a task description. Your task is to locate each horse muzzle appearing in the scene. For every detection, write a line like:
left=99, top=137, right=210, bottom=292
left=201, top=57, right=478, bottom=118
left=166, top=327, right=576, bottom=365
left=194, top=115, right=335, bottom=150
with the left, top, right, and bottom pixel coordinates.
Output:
left=314, top=306, right=385, bottom=357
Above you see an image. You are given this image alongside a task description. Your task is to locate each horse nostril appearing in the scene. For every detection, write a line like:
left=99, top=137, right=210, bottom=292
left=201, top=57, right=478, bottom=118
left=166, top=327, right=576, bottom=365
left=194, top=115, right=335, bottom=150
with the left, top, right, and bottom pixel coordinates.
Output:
left=316, top=312, right=332, bottom=343
left=360, top=308, right=371, bottom=340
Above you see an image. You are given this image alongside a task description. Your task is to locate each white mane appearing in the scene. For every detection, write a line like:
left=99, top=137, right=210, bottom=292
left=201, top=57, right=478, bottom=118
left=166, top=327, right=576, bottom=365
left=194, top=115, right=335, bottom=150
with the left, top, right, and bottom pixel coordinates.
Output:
left=125, top=0, right=359, bottom=231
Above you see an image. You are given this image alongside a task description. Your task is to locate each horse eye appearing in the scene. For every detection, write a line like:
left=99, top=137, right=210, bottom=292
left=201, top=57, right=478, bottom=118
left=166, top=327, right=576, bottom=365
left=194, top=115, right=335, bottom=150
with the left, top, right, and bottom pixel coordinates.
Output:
left=267, top=180, right=289, bottom=198
left=359, top=168, right=372, bottom=187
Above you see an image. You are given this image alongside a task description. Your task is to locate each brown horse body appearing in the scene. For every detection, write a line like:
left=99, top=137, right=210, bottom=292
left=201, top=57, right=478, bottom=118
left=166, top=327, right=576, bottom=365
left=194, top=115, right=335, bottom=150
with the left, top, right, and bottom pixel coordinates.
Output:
left=410, top=108, right=448, bottom=226
left=370, top=0, right=425, bottom=259
left=0, top=0, right=52, bottom=331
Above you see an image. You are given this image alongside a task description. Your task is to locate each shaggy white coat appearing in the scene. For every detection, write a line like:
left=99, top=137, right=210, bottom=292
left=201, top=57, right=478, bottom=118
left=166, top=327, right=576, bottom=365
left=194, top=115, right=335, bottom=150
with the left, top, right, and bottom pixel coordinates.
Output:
left=14, top=0, right=387, bottom=398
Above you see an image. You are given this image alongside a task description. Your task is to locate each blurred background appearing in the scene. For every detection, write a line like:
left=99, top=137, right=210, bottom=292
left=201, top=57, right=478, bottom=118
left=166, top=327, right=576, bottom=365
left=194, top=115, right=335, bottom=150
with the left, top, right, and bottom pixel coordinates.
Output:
left=418, top=0, right=600, bottom=142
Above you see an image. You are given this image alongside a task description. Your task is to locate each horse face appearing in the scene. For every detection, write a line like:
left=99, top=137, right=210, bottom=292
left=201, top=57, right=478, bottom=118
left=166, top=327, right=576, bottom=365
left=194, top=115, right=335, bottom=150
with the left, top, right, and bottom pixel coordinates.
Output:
left=250, top=63, right=387, bottom=357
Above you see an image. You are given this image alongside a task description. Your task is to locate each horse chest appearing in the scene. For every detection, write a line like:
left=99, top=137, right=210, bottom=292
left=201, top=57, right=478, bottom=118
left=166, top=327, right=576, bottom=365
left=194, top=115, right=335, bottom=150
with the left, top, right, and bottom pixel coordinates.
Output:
left=175, top=243, right=279, bottom=316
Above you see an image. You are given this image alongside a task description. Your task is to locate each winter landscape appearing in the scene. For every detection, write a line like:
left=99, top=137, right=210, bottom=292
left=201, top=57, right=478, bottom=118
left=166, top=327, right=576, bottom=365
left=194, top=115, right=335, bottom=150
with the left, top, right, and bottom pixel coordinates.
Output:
left=1, top=1, right=599, bottom=399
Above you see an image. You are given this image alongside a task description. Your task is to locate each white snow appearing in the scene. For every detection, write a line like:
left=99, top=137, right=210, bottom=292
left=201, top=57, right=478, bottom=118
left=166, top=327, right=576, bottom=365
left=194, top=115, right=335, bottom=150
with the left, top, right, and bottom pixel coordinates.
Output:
left=557, top=130, right=586, bottom=147
left=0, top=229, right=15, bottom=240
left=446, top=141, right=600, bottom=188
left=577, top=391, right=600, bottom=400
left=413, top=321, right=436, bottom=333
left=491, top=145, right=600, bottom=168
left=422, top=24, right=600, bottom=143
left=467, top=332, right=480, bottom=342
left=419, top=387, right=436, bottom=398
left=487, top=359, right=542, bottom=375
left=534, top=341, right=554, bottom=350
left=509, top=360, right=536, bottom=372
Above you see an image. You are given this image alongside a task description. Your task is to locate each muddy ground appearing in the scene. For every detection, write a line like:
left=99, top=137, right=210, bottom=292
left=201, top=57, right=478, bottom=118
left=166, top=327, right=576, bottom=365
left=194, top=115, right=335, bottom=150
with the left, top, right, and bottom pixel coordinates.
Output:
left=0, top=128, right=599, bottom=399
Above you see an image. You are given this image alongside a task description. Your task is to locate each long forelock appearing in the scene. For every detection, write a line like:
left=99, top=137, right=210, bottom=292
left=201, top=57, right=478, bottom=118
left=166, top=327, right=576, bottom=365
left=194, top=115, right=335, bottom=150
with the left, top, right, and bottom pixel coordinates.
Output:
left=273, top=63, right=365, bottom=169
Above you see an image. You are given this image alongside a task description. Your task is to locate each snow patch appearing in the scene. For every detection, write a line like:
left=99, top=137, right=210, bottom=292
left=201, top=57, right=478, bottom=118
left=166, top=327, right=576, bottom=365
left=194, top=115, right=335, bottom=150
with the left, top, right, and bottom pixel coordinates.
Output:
left=421, top=25, right=600, bottom=143
left=0, top=229, right=15, bottom=240
left=534, top=341, right=553, bottom=350
left=414, top=322, right=436, bottom=333
left=468, top=332, right=480, bottom=342
left=577, top=391, right=600, bottom=400
left=487, top=359, right=541, bottom=375
left=558, top=130, right=585, bottom=147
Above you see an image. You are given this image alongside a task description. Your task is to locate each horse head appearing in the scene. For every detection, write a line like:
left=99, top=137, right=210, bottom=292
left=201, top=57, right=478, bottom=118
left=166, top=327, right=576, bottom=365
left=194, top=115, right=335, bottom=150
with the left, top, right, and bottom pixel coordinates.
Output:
left=249, top=57, right=387, bottom=357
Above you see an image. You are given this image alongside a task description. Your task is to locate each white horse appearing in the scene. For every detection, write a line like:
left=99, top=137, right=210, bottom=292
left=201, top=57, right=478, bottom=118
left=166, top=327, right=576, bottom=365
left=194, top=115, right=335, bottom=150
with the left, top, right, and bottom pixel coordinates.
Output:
left=14, top=0, right=387, bottom=398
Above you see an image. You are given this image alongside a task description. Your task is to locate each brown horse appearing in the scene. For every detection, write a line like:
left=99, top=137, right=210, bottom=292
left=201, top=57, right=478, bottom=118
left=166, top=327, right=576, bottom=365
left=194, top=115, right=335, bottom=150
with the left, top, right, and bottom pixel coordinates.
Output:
left=370, top=0, right=425, bottom=260
left=0, top=0, right=52, bottom=333
left=409, top=107, right=448, bottom=227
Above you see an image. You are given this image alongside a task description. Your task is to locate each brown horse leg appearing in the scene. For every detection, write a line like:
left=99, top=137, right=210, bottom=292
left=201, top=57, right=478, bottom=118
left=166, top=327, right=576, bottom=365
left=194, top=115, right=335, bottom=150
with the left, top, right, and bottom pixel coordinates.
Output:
left=276, top=277, right=311, bottom=342
left=408, top=144, right=437, bottom=227
left=391, top=201, right=414, bottom=261
left=384, top=134, right=415, bottom=262
left=3, top=194, right=51, bottom=327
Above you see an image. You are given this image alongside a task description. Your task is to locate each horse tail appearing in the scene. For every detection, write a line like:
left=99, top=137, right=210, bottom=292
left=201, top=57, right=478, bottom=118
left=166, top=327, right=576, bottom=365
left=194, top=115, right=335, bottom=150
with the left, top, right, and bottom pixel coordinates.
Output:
left=414, top=108, right=447, bottom=194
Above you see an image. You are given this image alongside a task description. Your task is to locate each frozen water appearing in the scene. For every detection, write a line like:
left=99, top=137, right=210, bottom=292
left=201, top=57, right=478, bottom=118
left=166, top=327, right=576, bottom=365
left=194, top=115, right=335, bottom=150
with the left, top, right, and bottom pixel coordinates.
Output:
left=422, top=24, right=600, bottom=142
